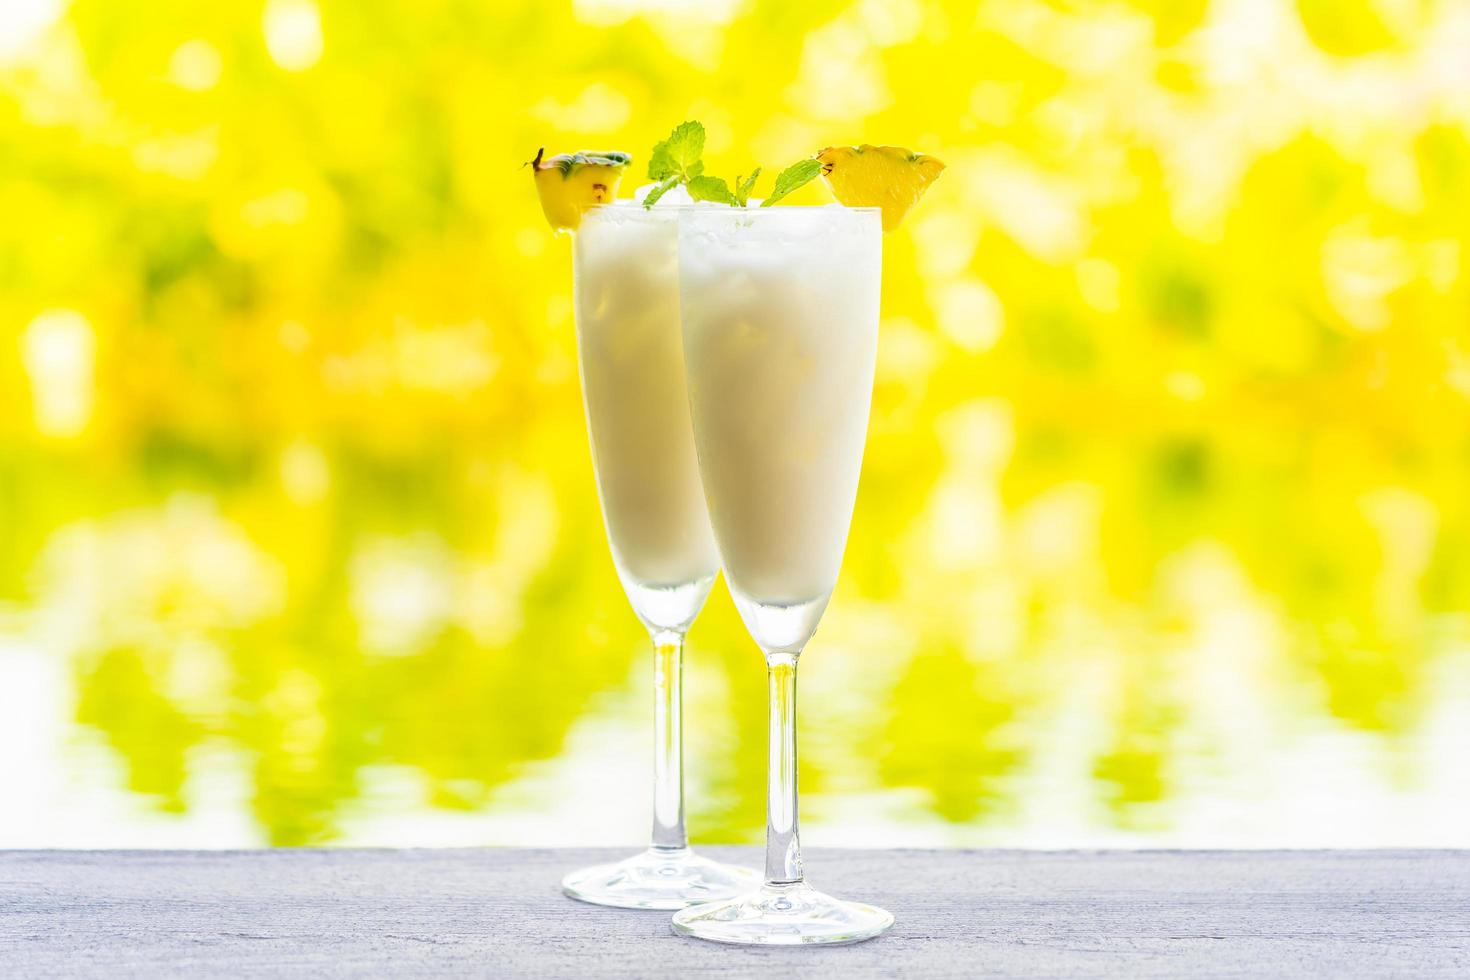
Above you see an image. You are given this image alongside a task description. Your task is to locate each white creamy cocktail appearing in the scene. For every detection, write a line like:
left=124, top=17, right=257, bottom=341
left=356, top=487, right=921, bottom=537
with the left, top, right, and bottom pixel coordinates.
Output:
left=678, top=205, right=882, bottom=648
left=574, top=204, right=719, bottom=611
left=672, top=205, right=894, bottom=946
left=561, top=200, right=757, bottom=910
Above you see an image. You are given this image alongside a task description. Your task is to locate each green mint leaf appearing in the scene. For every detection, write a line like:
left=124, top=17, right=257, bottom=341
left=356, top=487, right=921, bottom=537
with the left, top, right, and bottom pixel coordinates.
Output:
left=661, top=121, right=705, bottom=177
left=736, top=168, right=761, bottom=204
left=762, top=158, right=822, bottom=207
left=687, top=175, right=739, bottom=206
left=649, top=121, right=705, bottom=180
left=641, top=174, right=681, bottom=209
left=646, top=121, right=708, bottom=200
left=647, top=141, right=675, bottom=180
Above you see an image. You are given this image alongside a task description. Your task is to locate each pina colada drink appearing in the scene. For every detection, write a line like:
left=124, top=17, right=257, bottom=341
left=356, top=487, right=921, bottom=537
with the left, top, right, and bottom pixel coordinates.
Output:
left=533, top=143, right=757, bottom=910
left=673, top=203, right=893, bottom=945
left=575, top=204, right=719, bottom=612
left=672, top=140, right=943, bottom=946
left=678, top=206, right=881, bottom=620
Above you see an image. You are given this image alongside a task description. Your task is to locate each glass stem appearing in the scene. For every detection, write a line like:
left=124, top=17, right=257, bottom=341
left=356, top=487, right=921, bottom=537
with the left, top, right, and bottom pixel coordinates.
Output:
left=650, top=630, right=687, bottom=852
left=764, top=652, right=804, bottom=885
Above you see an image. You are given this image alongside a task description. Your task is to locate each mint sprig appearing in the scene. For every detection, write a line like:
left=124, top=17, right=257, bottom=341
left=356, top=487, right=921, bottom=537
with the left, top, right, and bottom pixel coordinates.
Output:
left=642, top=119, right=823, bottom=209
left=644, top=121, right=706, bottom=207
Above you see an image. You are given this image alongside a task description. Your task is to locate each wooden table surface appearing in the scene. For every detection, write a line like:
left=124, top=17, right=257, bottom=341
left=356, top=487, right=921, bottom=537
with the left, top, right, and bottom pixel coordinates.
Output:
left=2, top=848, right=1467, bottom=977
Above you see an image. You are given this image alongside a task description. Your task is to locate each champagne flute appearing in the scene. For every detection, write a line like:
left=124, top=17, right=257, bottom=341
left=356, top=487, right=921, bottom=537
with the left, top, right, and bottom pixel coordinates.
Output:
left=560, top=203, right=758, bottom=909
left=670, top=205, right=894, bottom=944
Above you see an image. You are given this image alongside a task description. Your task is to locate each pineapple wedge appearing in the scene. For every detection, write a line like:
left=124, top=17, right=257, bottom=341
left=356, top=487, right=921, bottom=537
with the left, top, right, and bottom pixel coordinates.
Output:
left=817, top=144, right=945, bottom=231
left=530, top=148, right=631, bottom=232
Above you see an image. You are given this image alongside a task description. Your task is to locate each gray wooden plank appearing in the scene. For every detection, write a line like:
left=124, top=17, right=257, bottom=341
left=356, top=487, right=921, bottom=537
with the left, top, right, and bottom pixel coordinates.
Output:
left=1, top=848, right=1467, bottom=978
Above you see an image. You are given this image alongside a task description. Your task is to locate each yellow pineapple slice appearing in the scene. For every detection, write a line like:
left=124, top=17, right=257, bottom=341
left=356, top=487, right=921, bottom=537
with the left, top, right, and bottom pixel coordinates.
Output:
left=530, top=148, right=631, bottom=232
left=816, top=144, right=945, bottom=231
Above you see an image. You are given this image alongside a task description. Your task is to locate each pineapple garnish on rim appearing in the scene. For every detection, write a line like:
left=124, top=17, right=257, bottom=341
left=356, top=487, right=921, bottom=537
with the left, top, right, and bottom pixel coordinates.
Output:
left=529, top=148, right=631, bottom=232
left=817, top=144, right=945, bottom=231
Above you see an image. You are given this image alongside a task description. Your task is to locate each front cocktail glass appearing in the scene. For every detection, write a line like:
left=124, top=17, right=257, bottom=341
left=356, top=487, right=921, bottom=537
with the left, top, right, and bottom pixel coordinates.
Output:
left=670, top=205, right=894, bottom=945
left=560, top=204, right=758, bottom=909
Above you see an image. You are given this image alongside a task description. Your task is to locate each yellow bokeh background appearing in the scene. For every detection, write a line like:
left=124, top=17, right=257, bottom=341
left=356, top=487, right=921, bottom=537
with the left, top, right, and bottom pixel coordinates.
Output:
left=2, top=0, right=1469, bottom=846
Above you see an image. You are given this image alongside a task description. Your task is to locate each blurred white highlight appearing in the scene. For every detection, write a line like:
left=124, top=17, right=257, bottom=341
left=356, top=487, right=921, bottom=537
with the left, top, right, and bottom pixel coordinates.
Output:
left=21, top=309, right=95, bottom=439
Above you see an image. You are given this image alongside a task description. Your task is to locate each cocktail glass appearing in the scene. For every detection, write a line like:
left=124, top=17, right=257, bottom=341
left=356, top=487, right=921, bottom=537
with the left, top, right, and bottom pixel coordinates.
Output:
left=670, top=205, right=894, bottom=944
left=560, top=204, right=758, bottom=909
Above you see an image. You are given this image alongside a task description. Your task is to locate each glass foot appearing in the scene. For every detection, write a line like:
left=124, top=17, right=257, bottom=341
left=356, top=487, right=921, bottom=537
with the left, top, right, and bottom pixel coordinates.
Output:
left=670, top=881, right=894, bottom=946
left=561, top=848, right=759, bottom=910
